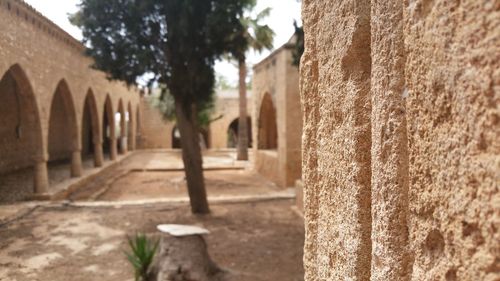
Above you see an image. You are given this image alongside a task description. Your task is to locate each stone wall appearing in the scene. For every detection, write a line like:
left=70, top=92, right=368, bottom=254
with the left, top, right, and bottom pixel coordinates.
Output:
left=0, top=0, right=140, bottom=195
left=252, top=44, right=302, bottom=188
left=137, top=97, right=174, bottom=149
left=137, top=90, right=250, bottom=150
left=301, top=0, right=499, bottom=280
left=209, top=89, right=252, bottom=149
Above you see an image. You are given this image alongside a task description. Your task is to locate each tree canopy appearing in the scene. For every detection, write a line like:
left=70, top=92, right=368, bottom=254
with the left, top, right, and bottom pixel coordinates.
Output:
left=71, top=0, right=251, bottom=107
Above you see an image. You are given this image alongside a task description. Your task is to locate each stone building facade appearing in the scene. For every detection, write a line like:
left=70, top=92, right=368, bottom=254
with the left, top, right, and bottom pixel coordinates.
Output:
left=252, top=43, right=302, bottom=188
left=0, top=0, right=140, bottom=201
left=136, top=89, right=251, bottom=150
left=136, top=95, right=175, bottom=149
left=210, top=89, right=252, bottom=150
left=301, top=0, right=499, bottom=280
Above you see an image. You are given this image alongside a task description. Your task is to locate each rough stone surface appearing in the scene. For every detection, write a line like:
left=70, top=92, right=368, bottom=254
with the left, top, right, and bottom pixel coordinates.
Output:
left=301, top=0, right=499, bottom=280
left=301, top=0, right=373, bottom=279
left=404, top=0, right=499, bottom=280
left=370, top=0, right=411, bottom=280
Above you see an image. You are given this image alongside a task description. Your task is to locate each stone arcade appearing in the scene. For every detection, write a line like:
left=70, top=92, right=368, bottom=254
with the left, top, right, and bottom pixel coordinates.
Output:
left=0, top=0, right=140, bottom=202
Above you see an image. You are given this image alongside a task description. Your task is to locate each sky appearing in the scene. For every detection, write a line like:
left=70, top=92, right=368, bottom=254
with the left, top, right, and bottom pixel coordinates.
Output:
left=23, top=0, right=302, bottom=86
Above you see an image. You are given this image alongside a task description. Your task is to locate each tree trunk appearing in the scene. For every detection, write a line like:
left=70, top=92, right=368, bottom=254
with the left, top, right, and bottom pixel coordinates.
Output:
left=175, top=99, right=210, bottom=214
left=237, top=58, right=249, bottom=160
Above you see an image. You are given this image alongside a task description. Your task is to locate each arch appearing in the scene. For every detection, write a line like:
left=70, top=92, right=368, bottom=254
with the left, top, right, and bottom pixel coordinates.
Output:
left=103, top=94, right=116, bottom=159
left=257, top=93, right=278, bottom=149
left=82, top=89, right=101, bottom=166
left=127, top=101, right=134, bottom=150
left=117, top=99, right=127, bottom=154
left=48, top=79, right=80, bottom=180
left=0, top=64, right=45, bottom=201
left=227, top=116, right=252, bottom=148
left=172, top=126, right=181, bottom=149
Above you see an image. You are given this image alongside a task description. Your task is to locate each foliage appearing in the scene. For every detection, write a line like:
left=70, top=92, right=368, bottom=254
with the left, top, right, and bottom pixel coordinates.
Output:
left=292, top=21, right=304, bottom=67
left=125, top=233, right=159, bottom=281
left=227, top=3, right=275, bottom=62
left=71, top=0, right=254, bottom=112
left=148, top=86, right=215, bottom=129
left=215, top=74, right=237, bottom=90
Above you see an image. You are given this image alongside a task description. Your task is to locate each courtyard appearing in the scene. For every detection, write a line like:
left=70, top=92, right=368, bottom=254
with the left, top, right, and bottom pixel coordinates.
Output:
left=0, top=151, right=304, bottom=281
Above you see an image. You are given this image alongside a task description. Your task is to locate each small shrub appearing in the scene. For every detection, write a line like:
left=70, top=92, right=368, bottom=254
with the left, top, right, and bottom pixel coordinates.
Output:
left=125, top=233, right=159, bottom=281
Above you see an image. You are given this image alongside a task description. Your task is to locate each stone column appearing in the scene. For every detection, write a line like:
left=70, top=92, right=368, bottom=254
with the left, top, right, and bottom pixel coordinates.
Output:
left=370, top=0, right=410, bottom=279
left=110, top=137, right=118, bottom=160
left=131, top=136, right=136, bottom=151
left=34, top=160, right=49, bottom=194
left=71, top=150, right=83, bottom=177
left=94, top=141, right=104, bottom=167
left=120, top=136, right=128, bottom=154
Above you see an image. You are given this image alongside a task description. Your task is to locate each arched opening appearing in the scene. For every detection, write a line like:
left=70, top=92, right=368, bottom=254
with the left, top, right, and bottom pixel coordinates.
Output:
left=227, top=117, right=252, bottom=148
left=82, top=89, right=102, bottom=167
left=117, top=99, right=127, bottom=154
left=127, top=102, right=134, bottom=150
left=136, top=104, right=142, bottom=148
left=258, top=93, right=278, bottom=149
left=103, top=95, right=116, bottom=160
left=172, top=126, right=181, bottom=149
left=0, top=65, right=44, bottom=202
left=48, top=79, right=79, bottom=184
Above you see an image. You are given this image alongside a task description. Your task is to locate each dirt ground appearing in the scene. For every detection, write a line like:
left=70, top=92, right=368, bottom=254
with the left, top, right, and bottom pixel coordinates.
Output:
left=0, top=200, right=304, bottom=281
left=97, top=170, right=281, bottom=201
left=0, top=150, right=304, bottom=281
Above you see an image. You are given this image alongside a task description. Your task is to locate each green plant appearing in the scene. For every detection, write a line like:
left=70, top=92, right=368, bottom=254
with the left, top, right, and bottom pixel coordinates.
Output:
left=125, top=233, right=159, bottom=281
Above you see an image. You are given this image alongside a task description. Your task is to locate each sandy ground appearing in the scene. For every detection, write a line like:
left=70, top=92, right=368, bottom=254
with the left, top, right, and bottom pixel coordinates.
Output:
left=0, top=200, right=304, bottom=281
left=91, top=170, right=280, bottom=201
left=0, top=150, right=304, bottom=281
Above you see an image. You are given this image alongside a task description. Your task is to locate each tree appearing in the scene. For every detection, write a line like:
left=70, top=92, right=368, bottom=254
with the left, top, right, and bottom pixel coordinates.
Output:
left=228, top=3, right=275, bottom=161
left=72, top=0, right=251, bottom=214
left=292, top=20, right=304, bottom=67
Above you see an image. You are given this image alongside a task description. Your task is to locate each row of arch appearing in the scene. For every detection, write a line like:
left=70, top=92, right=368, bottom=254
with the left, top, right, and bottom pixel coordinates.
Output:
left=0, top=64, right=140, bottom=202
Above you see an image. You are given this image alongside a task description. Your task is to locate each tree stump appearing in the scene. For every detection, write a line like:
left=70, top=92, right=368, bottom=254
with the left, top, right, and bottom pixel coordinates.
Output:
left=148, top=234, right=226, bottom=281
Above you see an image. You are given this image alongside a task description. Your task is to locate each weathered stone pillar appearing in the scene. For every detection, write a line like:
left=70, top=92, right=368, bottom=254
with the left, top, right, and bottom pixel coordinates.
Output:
left=120, top=136, right=128, bottom=154
left=131, top=136, right=136, bottom=151
left=34, top=160, right=49, bottom=194
left=71, top=150, right=83, bottom=177
left=370, top=0, right=410, bottom=280
left=94, top=141, right=104, bottom=167
left=110, top=137, right=118, bottom=160
left=301, top=0, right=372, bottom=280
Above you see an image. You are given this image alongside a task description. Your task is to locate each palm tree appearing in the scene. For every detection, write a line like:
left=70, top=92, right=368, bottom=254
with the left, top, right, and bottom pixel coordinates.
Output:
left=231, top=6, right=274, bottom=160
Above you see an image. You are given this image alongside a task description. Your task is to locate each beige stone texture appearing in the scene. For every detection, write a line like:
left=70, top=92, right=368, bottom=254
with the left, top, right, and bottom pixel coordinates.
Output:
left=0, top=0, right=140, bottom=195
left=370, top=0, right=410, bottom=280
left=404, top=0, right=499, bottom=280
left=252, top=44, right=302, bottom=188
left=301, top=0, right=499, bottom=280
